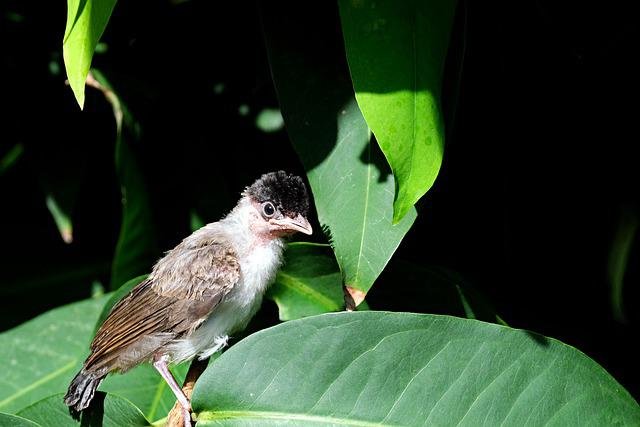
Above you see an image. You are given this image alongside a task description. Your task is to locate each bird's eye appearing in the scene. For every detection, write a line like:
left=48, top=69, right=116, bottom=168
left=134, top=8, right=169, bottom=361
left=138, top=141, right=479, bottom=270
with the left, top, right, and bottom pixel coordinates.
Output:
left=262, top=202, right=276, bottom=217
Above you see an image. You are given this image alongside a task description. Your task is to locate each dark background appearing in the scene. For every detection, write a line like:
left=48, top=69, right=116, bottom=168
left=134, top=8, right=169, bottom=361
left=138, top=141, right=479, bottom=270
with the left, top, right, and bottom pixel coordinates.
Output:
left=2, top=0, right=638, bottom=399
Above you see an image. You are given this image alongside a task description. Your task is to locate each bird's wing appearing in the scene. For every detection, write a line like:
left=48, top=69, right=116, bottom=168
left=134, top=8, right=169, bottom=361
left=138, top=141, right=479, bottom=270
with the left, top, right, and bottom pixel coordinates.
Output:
left=85, top=235, right=240, bottom=370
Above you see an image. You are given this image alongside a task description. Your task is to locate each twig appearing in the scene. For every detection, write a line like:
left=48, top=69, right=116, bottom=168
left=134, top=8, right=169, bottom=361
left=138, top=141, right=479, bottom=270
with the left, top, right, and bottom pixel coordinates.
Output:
left=166, top=357, right=209, bottom=426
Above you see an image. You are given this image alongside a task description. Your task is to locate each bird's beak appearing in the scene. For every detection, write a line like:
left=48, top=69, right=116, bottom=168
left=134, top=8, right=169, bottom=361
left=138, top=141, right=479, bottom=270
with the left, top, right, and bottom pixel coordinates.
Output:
left=270, top=214, right=313, bottom=235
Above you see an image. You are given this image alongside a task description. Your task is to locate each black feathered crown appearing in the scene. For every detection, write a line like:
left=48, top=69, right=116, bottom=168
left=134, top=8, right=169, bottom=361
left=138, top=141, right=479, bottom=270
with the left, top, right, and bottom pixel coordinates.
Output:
left=245, top=171, right=310, bottom=217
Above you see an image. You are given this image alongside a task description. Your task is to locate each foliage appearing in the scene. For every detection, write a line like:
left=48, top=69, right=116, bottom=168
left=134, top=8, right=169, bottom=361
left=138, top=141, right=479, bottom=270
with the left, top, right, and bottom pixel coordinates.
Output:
left=192, top=312, right=639, bottom=425
left=63, top=0, right=117, bottom=109
left=339, top=0, right=456, bottom=223
left=0, top=0, right=638, bottom=426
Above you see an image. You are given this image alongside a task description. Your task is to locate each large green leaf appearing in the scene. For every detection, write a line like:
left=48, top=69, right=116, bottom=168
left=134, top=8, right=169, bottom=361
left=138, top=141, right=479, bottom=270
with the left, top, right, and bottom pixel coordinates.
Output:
left=17, top=393, right=149, bottom=426
left=339, top=0, right=457, bottom=222
left=63, top=0, right=118, bottom=108
left=0, top=412, right=39, bottom=426
left=90, top=70, right=157, bottom=290
left=192, top=312, right=639, bottom=425
left=0, top=295, right=185, bottom=422
left=263, top=5, right=416, bottom=304
left=0, top=297, right=106, bottom=414
left=267, top=243, right=343, bottom=321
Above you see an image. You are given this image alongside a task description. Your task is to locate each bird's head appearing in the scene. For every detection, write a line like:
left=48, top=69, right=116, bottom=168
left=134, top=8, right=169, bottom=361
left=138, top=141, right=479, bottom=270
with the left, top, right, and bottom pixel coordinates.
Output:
left=243, top=171, right=312, bottom=238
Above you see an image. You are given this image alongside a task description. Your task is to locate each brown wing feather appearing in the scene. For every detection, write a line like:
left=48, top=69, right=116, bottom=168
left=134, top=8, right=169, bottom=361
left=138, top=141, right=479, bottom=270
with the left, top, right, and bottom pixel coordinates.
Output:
left=85, top=231, right=240, bottom=372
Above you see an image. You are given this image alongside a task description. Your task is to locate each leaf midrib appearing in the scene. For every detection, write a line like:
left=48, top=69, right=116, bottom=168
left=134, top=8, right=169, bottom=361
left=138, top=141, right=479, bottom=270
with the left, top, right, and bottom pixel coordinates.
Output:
left=197, top=409, right=402, bottom=426
left=354, top=139, right=372, bottom=286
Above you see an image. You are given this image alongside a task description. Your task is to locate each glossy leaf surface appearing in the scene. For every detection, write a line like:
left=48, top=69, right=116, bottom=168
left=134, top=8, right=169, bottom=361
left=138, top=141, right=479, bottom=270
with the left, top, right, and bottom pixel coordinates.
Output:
left=263, top=5, right=416, bottom=301
left=0, top=295, right=184, bottom=422
left=17, top=393, right=149, bottom=427
left=268, top=243, right=343, bottom=320
left=63, top=0, right=118, bottom=108
left=339, top=0, right=456, bottom=222
left=193, top=312, right=639, bottom=426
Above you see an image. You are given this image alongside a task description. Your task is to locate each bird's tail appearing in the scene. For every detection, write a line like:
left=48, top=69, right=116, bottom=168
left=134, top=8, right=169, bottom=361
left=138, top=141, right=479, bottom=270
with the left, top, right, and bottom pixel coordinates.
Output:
left=63, top=368, right=106, bottom=412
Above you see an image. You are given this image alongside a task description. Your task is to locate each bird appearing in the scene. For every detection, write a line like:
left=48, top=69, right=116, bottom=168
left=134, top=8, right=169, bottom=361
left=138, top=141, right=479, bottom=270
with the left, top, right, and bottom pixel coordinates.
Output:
left=64, top=171, right=312, bottom=426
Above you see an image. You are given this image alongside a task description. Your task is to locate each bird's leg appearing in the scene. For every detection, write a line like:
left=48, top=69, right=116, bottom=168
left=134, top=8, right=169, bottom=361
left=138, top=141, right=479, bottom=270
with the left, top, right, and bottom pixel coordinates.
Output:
left=153, top=355, right=191, bottom=427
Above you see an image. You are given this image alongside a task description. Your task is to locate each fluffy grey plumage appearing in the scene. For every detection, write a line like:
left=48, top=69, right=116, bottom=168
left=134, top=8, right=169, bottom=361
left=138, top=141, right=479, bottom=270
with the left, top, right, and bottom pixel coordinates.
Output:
left=64, top=172, right=312, bottom=426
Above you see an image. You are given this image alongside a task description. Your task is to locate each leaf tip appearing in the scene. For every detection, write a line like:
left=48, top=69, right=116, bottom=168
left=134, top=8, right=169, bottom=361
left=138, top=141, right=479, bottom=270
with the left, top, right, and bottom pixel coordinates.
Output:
left=72, top=85, right=86, bottom=110
left=61, top=227, right=73, bottom=244
left=62, top=51, right=87, bottom=110
left=392, top=200, right=411, bottom=224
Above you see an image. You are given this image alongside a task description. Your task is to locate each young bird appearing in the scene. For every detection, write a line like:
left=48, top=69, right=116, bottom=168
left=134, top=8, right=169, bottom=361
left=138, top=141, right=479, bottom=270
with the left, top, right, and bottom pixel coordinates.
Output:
left=64, top=171, right=312, bottom=426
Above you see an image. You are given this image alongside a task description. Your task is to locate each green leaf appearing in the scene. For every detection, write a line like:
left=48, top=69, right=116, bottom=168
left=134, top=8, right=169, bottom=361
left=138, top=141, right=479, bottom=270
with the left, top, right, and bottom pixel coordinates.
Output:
left=102, top=365, right=188, bottom=422
left=0, top=297, right=107, bottom=414
left=608, top=207, right=638, bottom=323
left=17, top=393, right=150, bottom=426
left=267, top=243, right=343, bottom=321
left=270, top=247, right=503, bottom=324
left=31, top=140, right=89, bottom=244
left=89, top=70, right=158, bottom=290
left=0, top=143, right=24, bottom=176
left=62, top=0, right=118, bottom=109
left=0, top=412, right=39, bottom=426
left=0, top=295, right=185, bottom=422
left=192, top=312, right=640, bottom=426
left=45, top=194, right=73, bottom=244
left=263, top=6, right=416, bottom=302
left=339, top=0, right=457, bottom=222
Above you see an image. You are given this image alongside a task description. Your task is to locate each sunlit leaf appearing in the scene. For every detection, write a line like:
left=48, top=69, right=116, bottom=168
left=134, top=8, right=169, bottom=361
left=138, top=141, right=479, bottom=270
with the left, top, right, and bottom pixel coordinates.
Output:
left=192, top=312, right=640, bottom=426
left=263, top=4, right=415, bottom=304
left=62, top=0, right=118, bottom=108
left=339, top=0, right=456, bottom=222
